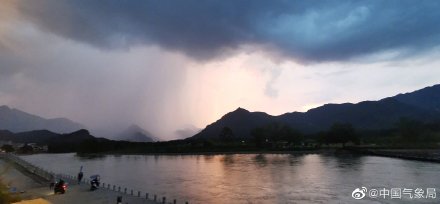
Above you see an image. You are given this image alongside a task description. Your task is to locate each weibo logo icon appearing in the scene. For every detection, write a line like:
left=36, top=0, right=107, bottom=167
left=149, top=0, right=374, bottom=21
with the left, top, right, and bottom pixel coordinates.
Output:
left=352, top=187, right=367, bottom=200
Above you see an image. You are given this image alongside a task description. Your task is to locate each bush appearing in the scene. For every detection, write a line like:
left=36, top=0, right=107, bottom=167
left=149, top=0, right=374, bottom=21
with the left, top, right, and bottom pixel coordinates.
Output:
left=1, top=145, right=14, bottom=153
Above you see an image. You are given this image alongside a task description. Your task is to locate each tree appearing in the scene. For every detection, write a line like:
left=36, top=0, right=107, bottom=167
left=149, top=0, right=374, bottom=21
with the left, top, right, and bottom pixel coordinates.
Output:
left=252, top=123, right=303, bottom=148
left=219, top=127, right=234, bottom=142
left=279, top=126, right=303, bottom=146
left=18, top=144, right=33, bottom=154
left=325, top=123, right=359, bottom=147
left=1, top=144, right=14, bottom=153
left=261, top=122, right=289, bottom=142
left=397, top=118, right=423, bottom=143
left=251, top=127, right=266, bottom=148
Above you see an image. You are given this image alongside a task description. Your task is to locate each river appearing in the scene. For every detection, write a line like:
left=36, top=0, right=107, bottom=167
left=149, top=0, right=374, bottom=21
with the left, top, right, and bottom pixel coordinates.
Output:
left=20, top=153, right=440, bottom=204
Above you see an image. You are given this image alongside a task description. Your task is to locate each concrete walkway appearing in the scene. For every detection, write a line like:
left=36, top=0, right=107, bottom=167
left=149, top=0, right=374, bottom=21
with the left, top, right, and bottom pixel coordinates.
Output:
left=29, top=184, right=159, bottom=204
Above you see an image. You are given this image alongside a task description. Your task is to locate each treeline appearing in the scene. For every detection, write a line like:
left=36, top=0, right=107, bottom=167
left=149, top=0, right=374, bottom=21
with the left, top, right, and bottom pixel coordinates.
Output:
left=73, top=138, right=258, bottom=154
left=69, top=122, right=355, bottom=154
left=358, top=118, right=440, bottom=148
left=5, top=118, right=438, bottom=154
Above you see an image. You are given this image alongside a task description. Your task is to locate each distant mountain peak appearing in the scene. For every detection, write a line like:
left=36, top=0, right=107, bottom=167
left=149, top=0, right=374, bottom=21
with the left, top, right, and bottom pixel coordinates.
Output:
left=0, top=105, right=86, bottom=133
left=0, top=105, right=10, bottom=110
left=126, top=124, right=144, bottom=131
left=234, top=107, right=249, bottom=112
left=117, top=124, right=158, bottom=142
left=71, top=129, right=90, bottom=135
left=218, top=107, right=252, bottom=121
left=223, top=107, right=250, bottom=116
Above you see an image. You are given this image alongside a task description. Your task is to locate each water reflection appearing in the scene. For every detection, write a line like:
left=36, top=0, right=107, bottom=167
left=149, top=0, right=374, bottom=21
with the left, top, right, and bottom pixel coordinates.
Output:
left=75, top=154, right=107, bottom=160
left=221, top=155, right=235, bottom=166
left=21, top=153, right=440, bottom=204
left=333, top=154, right=364, bottom=171
left=286, top=154, right=300, bottom=167
left=253, top=154, right=267, bottom=167
left=203, top=155, right=214, bottom=161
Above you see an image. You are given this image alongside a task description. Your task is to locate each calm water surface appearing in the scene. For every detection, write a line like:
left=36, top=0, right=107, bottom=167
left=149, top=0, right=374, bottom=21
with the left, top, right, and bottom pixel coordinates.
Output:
left=21, top=153, right=440, bottom=204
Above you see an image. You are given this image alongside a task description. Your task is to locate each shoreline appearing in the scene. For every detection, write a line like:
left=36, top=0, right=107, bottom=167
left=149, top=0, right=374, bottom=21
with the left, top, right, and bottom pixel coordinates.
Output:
left=18, top=147, right=440, bottom=165
left=76, top=149, right=326, bottom=156
left=345, top=148, right=440, bottom=163
left=1, top=156, right=50, bottom=185
left=0, top=157, right=47, bottom=203
left=76, top=148, right=440, bottom=164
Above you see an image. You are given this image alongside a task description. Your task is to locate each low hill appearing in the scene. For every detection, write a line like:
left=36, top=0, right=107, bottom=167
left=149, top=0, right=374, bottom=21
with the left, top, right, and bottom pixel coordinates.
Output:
left=0, top=129, right=97, bottom=152
left=116, top=125, right=158, bottom=142
left=190, top=108, right=274, bottom=140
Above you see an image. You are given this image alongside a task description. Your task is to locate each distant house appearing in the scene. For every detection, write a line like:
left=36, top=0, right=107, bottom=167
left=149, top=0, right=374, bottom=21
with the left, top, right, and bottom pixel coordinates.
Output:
left=274, top=141, right=290, bottom=149
left=24, top=143, right=48, bottom=153
left=0, top=141, right=48, bottom=153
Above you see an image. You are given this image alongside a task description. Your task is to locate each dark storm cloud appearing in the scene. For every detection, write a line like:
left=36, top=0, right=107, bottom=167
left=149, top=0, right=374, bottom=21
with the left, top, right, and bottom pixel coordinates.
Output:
left=13, top=0, right=440, bottom=61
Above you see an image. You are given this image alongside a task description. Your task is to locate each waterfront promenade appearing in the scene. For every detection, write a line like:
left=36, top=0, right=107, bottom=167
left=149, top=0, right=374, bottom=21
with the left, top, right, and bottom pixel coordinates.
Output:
left=0, top=153, right=180, bottom=204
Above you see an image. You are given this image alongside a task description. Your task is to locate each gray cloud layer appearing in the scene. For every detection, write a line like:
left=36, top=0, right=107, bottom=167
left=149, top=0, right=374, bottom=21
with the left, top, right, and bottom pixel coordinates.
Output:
left=14, top=0, right=440, bottom=62
left=3, top=1, right=440, bottom=140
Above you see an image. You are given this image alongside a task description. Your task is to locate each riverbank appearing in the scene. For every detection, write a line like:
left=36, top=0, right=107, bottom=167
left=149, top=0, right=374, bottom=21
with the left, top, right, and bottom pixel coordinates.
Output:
left=0, top=155, right=161, bottom=204
left=81, top=147, right=440, bottom=163
left=77, top=148, right=326, bottom=157
left=346, top=147, right=440, bottom=163
left=0, top=159, right=48, bottom=203
left=21, top=146, right=440, bottom=165
left=64, top=147, right=440, bottom=164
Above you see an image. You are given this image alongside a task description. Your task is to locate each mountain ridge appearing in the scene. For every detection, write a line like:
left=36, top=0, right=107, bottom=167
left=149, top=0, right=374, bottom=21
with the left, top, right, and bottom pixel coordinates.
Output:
left=0, top=105, right=86, bottom=133
left=190, top=84, right=440, bottom=140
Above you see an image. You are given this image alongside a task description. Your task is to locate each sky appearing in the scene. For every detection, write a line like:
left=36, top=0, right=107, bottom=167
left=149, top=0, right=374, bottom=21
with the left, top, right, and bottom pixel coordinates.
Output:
left=1, top=0, right=440, bottom=140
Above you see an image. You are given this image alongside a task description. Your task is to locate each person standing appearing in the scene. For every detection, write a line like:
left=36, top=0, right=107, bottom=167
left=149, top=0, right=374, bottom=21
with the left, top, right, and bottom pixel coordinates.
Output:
left=77, top=166, right=84, bottom=184
left=77, top=171, right=83, bottom=184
